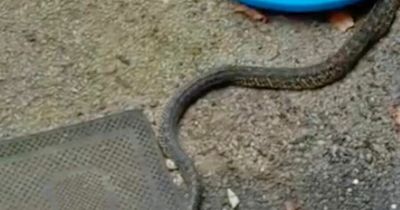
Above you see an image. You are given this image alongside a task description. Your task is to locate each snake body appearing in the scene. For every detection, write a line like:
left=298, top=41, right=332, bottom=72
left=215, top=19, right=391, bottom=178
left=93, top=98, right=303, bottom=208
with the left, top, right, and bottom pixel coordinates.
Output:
left=158, top=0, right=400, bottom=209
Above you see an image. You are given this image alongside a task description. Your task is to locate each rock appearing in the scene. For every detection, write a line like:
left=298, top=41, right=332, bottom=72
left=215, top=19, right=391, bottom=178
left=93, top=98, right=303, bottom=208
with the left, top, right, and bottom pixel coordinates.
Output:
left=227, top=188, right=240, bottom=209
left=166, top=159, right=178, bottom=170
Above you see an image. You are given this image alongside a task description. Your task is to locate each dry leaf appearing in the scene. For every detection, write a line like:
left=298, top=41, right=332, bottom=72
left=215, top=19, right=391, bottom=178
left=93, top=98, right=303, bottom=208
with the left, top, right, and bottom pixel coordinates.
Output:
left=232, top=4, right=268, bottom=23
left=328, top=11, right=354, bottom=32
left=389, top=105, right=400, bottom=133
left=390, top=69, right=400, bottom=133
left=284, top=200, right=300, bottom=210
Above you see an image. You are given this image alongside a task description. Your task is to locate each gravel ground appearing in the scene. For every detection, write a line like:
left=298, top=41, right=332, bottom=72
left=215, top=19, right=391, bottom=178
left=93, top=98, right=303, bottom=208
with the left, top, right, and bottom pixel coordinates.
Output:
left=1, top=0, right=400, bottom=209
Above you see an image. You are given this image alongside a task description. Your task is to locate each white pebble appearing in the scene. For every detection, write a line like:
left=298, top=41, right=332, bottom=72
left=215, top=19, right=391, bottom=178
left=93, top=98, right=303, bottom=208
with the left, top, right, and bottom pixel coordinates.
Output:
left=227, top=189, right=240, bottom=209
left=391, top=204, right=397, bottom=209
left=166, top=159, right=177, bottom=170
left=352, top=179, right=359, bottom=185
left=173, top=174, right=183, bottom=186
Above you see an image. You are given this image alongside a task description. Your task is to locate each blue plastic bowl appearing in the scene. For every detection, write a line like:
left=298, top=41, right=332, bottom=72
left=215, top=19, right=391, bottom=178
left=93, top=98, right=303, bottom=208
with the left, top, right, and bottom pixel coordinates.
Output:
left=238, top=0, right=363, bottom=12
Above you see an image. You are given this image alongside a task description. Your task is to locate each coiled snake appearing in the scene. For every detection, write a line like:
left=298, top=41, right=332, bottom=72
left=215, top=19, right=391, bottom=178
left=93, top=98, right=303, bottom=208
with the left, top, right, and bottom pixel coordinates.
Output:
left=158, top=0, right=400, bottom=209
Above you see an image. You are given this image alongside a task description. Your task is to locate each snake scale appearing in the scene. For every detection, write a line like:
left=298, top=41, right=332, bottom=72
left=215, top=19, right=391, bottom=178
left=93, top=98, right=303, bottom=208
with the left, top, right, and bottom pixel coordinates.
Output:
left=158, top=0, right=400, bottom=209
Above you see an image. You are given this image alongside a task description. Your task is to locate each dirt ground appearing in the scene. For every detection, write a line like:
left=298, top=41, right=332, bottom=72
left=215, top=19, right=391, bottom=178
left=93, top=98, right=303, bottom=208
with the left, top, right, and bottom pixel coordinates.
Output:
left=1, top=0, right=400, bottom=209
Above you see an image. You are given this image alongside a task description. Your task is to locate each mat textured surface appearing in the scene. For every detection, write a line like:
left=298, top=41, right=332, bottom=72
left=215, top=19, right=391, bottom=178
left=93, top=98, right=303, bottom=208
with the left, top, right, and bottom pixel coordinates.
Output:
left=0, top=110, right=189, bottom=210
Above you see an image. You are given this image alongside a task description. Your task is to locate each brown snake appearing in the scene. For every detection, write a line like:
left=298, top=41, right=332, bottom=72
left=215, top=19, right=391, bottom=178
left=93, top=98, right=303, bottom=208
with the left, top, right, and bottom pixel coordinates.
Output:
left=158, top=0, right=400, bottom=209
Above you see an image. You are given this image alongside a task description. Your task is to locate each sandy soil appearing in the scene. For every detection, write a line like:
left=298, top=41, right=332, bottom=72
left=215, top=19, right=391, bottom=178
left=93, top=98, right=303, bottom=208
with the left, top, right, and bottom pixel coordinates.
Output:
left=1, top=0, right=400, bottom=209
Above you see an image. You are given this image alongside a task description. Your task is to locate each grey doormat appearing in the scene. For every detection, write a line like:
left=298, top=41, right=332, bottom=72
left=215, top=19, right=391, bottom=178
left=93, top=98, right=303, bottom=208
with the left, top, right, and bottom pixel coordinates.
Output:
left=0, top=110, right=189, bottom=210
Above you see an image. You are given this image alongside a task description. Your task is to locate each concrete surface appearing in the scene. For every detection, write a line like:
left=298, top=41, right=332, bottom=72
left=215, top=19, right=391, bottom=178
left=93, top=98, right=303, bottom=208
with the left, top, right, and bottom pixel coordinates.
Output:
left=1, top=0, right=400, bottom=209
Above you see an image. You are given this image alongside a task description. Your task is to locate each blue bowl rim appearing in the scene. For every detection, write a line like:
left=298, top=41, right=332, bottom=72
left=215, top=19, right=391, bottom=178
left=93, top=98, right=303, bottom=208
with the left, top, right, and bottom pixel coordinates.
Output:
left=238, top=0, right=364, bottom=12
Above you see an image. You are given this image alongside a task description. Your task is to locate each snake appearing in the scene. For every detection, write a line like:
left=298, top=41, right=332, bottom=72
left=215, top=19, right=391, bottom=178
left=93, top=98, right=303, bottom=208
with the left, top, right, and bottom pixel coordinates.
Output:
left=158, top=0, right=400, bottom=209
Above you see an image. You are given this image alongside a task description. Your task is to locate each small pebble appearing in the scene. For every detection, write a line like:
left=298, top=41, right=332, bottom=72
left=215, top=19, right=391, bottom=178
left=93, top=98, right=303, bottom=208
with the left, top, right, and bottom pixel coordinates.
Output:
left=70, top=87, right=79, bottom=93
left=172, top=174, right=183, bottom=186
left=352, top=179, right=359, bottom=185
left=391, top=204, right=398, bottom=209
left=116, top=54, right=130, bottom=66
left=221, top=206, right=231, bottom=210
left=227, top=188, right=240, bottom=209
left=100, top=145, right=109, bottom=152
left=149, top=100, right=159, bottom=108
left=166, top=159, right=178, bottom=170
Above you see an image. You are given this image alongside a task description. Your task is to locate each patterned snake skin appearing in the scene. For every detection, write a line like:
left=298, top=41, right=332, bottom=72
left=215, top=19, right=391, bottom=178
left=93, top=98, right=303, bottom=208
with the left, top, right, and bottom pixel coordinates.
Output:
left=158, top=0, right=400, bottom=209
